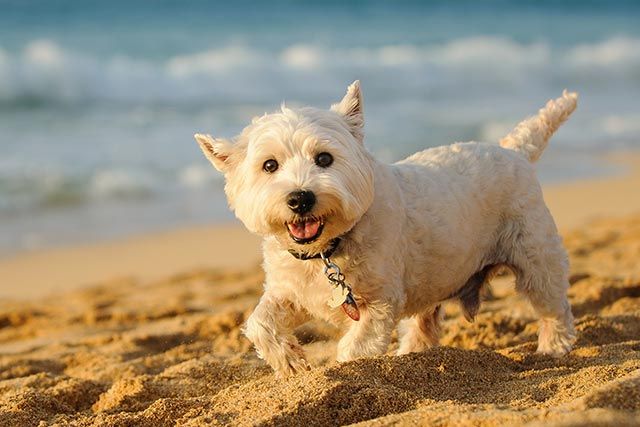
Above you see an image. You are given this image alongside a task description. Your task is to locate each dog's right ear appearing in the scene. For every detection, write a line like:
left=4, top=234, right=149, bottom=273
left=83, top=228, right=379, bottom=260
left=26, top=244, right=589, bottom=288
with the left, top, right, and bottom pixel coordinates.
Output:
left=194, top=133, right=234, bottom=173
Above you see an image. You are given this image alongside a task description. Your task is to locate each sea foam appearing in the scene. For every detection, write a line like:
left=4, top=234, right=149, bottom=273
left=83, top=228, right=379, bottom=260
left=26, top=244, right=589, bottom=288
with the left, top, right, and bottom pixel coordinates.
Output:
left=0, top=36, right=638, bottom=105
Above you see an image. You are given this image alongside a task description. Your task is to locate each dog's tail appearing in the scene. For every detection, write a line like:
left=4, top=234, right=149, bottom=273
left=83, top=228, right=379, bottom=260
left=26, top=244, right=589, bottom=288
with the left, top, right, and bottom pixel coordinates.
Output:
left=499, top=90, right=578, bottom=163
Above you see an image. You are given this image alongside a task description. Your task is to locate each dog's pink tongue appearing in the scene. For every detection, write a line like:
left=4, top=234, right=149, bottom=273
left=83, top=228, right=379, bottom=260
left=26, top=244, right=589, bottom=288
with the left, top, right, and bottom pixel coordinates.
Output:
left=288, top=220, right=320, bottom=240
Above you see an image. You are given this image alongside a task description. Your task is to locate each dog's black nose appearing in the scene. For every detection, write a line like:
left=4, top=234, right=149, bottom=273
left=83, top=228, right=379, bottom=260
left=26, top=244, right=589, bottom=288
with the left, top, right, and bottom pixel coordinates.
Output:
left=287, top=190, right=316, bottom=214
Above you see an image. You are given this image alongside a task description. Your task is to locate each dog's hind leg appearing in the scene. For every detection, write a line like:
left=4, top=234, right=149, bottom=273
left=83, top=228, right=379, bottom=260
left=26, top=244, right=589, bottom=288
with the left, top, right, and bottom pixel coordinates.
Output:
left=396, top=306, right=442, bottom=355
left=506, top=212, right=576, bottom=357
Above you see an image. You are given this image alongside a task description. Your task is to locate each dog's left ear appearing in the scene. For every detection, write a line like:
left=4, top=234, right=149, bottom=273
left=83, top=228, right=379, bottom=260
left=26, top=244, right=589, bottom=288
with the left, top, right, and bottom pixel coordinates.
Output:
left=331, top=80, right=364, bottom=141
left=194, top=133, right=235, bottom=173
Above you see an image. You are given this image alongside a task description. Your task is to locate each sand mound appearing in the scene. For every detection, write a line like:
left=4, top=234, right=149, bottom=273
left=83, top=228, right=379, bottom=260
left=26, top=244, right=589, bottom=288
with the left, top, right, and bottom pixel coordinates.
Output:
left=2, top=215, right=640, bottom=426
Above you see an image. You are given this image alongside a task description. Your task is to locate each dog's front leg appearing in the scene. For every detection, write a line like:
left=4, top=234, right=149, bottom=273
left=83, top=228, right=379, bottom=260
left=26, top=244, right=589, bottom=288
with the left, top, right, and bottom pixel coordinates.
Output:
left=243, top=291, right=310, bottom=377
left=336, top=300, right=398, bottom=362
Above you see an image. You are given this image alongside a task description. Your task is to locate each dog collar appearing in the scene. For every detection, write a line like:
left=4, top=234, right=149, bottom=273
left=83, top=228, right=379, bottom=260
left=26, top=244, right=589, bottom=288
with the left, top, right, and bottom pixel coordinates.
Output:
left=288, top=238, right=341, bottom=260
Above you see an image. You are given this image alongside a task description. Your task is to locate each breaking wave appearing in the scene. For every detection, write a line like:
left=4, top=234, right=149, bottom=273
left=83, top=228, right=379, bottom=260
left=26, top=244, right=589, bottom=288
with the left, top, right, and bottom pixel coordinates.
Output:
left=1, top=36, right=639, bottom=105
left=1, top=34, right=639, bottom=242
left=0, top=165, right=222, bottom=214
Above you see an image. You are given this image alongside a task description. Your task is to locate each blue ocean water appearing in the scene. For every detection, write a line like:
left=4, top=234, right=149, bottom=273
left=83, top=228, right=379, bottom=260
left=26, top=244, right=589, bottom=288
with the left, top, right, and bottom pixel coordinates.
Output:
left=1, top=1, right=639, bottom=254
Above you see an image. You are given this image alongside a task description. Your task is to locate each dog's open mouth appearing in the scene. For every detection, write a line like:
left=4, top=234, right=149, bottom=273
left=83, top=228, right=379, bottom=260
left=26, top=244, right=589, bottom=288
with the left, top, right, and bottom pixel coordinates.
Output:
left=286, top=217, right=324, bottom=244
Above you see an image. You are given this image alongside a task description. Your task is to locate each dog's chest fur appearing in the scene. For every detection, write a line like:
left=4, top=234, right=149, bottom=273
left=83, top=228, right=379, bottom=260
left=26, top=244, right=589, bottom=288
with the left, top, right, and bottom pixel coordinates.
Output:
left=263, top=247, right=350, bottom=324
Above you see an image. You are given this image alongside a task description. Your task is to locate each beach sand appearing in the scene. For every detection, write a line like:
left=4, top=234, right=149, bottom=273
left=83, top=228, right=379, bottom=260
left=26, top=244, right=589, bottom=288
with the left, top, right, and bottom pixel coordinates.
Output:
left=1, top=154, right=639, bottom=426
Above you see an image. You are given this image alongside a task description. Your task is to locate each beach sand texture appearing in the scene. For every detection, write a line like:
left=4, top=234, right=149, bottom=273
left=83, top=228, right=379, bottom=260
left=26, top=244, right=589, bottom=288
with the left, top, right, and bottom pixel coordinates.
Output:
left=1, top=217, right=639, bottom=425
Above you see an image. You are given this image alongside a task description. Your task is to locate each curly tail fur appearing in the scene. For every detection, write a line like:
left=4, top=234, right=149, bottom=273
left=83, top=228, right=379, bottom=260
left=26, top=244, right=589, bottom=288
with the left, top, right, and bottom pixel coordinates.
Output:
left=500, top=90, right=578, bottom=163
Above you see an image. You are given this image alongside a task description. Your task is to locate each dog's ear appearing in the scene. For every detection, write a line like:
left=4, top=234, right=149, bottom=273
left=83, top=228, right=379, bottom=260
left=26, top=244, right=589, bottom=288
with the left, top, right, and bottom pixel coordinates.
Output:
left=194, top=133, right=235, bottom=173
left=331, top=80, right=364, bottom=141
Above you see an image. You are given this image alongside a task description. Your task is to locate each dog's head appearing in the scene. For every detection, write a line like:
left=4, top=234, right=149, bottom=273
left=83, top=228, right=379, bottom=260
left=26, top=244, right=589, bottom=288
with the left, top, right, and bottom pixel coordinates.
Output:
left=195, top=81, right=375, bottom=253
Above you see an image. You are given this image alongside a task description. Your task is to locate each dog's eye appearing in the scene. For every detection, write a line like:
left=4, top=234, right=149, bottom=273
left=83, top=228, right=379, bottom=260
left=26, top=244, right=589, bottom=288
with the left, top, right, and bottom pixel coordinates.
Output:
left=315, top=152, right=333, bottom=168
left=262, top=159, right=278, bottom=173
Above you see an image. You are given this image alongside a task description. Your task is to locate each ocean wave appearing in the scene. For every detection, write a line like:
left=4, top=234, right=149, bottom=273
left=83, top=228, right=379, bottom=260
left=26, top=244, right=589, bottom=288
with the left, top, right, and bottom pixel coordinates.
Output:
left=600, top=114, right=640, bottom=138
left=178, top=163, right=221, bottom=189
left=568, top=37, right=640, bottom=68
left=279, top=37, right=550, bottom=70
left=0, top=165, right=224, bottom=215
left=90, top=169, right=154, bottom=199
left=1, top=36, right=639, bottom=105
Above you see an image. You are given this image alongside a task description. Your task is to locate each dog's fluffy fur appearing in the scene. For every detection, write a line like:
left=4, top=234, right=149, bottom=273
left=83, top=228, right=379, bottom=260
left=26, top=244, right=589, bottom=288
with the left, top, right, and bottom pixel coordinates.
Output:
left=195, top=82, right=578, bottom=376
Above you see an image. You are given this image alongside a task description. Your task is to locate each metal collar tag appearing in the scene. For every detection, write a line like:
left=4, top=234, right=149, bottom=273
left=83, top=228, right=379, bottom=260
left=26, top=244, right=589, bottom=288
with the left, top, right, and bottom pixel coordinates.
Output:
left=320, top=252, right=360, bottom=321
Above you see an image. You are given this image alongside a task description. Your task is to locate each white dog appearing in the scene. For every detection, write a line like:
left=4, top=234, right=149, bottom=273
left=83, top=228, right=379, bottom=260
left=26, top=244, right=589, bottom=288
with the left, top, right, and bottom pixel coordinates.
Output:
left=195, top=81, right=577, bottom=376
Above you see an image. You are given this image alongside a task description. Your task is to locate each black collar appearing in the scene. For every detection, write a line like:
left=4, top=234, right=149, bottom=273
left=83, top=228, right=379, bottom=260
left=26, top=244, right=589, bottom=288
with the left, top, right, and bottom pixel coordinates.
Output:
left=288, top=238, right=341, bottom=260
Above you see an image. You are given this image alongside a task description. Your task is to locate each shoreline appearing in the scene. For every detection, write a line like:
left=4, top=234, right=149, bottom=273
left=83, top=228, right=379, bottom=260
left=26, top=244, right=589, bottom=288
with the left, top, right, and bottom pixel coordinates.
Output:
left=543, top=151, right=640, bottom=232
left=0, top=223, right=262, bottom=300
left=1, top=151, right=639, bottom=300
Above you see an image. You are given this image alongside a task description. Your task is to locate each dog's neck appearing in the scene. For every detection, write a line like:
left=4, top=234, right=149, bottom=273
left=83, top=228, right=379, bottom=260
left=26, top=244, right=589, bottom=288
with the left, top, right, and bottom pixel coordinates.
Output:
left=285, top=161, right=390, bottom=263
left=287, top=237, right=342, bottom=260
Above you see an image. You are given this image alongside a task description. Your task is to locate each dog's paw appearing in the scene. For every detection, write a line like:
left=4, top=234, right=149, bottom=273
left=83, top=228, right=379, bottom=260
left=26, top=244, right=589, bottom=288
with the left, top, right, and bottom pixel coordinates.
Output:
left=396, top=344, right=427, bottom=356
left=274, top=340, right=311, bottom=378
left=536, top=318, right=575, bottom=357
left=396, top=334, right=438, bottom=356
left=537, top=338, right=573, bottom=358
left=337, top=340, right=384, bottom=362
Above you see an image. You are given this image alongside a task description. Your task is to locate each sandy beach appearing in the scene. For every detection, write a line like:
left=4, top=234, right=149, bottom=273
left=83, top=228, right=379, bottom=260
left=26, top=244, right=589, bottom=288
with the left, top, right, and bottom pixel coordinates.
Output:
left=1, top=154, right=639, bottom=426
